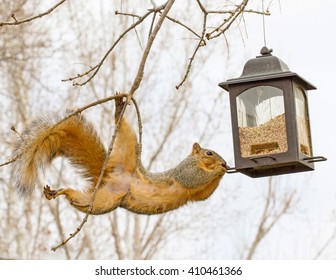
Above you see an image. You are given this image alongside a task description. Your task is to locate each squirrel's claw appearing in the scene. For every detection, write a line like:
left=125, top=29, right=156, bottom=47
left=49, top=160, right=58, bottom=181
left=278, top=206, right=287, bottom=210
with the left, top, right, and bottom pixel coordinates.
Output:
left=43, top=185, right=59, bottom=200
left=115, top=94, right=126, bottom=120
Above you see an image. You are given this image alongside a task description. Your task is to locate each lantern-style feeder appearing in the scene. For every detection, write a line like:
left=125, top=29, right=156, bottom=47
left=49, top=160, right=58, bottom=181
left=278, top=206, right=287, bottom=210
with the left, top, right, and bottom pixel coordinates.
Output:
left=219, top=46, right=326, bottom=177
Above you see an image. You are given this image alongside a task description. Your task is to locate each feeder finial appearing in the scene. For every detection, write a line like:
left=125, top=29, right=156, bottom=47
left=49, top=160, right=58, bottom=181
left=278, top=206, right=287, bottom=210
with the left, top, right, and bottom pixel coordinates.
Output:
left=260, top=46, right=273, bottom=56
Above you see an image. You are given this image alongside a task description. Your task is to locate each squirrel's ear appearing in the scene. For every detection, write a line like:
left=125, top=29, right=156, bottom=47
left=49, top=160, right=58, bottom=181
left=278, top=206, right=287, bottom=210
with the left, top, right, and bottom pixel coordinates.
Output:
left=192, top=142, right=202, bottom=155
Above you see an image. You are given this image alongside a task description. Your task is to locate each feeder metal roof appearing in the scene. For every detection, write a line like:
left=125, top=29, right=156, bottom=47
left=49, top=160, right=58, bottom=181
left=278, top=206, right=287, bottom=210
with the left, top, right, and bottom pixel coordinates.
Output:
left=219, top=46, right=316, bottom=91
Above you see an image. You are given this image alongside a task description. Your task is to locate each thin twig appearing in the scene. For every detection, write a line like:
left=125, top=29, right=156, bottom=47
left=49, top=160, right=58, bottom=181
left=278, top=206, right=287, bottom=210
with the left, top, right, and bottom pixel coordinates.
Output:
left=141, top=215, right=165, bottom=255
left=132, top=94, right=143, bottom=157
left=115, top=11, right=141, bottom=19
left=242, top=8, right=270, bottom=15
left=10, top=126, right=22, bottom=138
left=64, top=11, right=153, bottom=86
left=0, top=0, right=67, bottom=27
left=314, top=227, right=336, bottom=259
left=66, top=2, right=173, bottom=87
left=148, top=11, right=157, bottom=39
left=206, top=0, right=249, bottom=40
left=147, top=94, right=186, bottom=168
left=163, top=14, right=202, bottom=40
left=61, top=65, right=98, bottom=83
left=54, top=93, right=127, bottom=126
left=46, top=163, right=72, bottom=258
left=0, top=157, right=18, bottom=168
left=207, top=8, right=270, bottom=15
left=110, top=212, right=124, bottom=259
left=195, top=0, right=207, bottom=13
left=176, top=7, right=207, bottom=89
left=174, top=0, right=269, bottom=89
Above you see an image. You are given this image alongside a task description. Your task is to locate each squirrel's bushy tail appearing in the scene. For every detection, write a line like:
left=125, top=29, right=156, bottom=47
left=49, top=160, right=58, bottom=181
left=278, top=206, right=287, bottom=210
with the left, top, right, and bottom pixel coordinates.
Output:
left=13, top=113, right=106, bottom=197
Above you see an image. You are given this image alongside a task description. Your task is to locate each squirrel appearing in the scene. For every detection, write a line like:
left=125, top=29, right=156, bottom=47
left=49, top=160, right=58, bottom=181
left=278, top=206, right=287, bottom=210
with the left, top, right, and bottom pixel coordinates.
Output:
left=12, top=97, right=228, bottom=215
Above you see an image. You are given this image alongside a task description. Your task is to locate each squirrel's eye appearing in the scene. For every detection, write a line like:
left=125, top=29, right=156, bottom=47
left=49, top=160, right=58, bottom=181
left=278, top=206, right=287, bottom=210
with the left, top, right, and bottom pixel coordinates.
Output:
left=206, top=151, right=213, bottom=156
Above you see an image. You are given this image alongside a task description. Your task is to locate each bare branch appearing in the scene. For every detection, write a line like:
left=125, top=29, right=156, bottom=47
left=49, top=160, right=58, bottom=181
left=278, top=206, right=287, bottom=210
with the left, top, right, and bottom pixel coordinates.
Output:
left=175, top=11, right=207, bottom=90
left=115, top=11, right=141, bottom=19
left=314, top=211, right=336, bottom=259
left=175, top=0, right=270, bottom=89
left=61, top=65, right=98, bottom=83
left=110, top=212, right=125, bottom=260
left=0, top=157, right=18, bottom=168
left=129, top=0, right=176, bottom=97
left=148, top=12, right=158, bottom=39
left=163, top=14, right=202, bottom=40
left=141, top=215, right=166, bottom=256
left=207, top=8, right=270, bottom=16
left=48, top=163, right=72, bottom=259
left=195, top=0, right=207, bottom=13
left=240, top=8, right=271, bottom=15
left=147, top=94, right=187, bottom=169
left=206, top=0, right=249, bottom=40
left=314, top=230, right=336, bottom=260
left=0, top=0, right=67, bottom=27
left=66, top=1, right=175, bottom=87
left=64, top=10, right=153, bottom=86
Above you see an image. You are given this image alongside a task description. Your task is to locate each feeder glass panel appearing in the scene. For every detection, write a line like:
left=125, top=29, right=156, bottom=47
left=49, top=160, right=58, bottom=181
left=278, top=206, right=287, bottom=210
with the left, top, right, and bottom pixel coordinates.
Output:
left=237, top=86, right=288, bottom=157
left=295, top=86, right=312, bottom=156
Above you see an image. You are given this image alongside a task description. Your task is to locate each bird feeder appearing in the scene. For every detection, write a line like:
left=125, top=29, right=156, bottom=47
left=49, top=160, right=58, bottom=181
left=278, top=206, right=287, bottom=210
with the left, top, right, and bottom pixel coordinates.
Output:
left=219, top=46, right=326, bottom=177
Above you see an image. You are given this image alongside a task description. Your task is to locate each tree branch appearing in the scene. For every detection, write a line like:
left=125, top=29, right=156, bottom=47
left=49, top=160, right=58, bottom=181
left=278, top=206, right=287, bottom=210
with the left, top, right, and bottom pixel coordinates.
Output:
left=0, top=0, right=67, bottom=27
left=175, top=0, right=269, bottom=89
left=0, top=157, right=17, bottom=168
left=114, top=11, right=141, bottom=19
left=64, top=1, right=175, bottom=87
left=163, top=14, right=202, bottom=40
left=175, top=10, right=207, bottom=90
left=313, top=211, right=336, bottom=259
left=128, top=0, right=176, bottom=97
left=110, top=212, right=125, bottom=260
left=63, top=10, right=153, bottom=86
left=206, top=0, right=249, bottom=40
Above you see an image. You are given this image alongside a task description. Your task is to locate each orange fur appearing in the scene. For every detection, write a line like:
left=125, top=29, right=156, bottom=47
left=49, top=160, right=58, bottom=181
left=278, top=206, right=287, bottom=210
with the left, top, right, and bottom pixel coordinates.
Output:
left=14, top=101, right=227, bottom=215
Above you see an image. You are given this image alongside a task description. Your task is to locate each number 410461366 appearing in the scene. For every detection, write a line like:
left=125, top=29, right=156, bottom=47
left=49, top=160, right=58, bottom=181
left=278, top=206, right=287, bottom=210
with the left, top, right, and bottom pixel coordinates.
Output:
left=187, top=266, right=242, bottom=276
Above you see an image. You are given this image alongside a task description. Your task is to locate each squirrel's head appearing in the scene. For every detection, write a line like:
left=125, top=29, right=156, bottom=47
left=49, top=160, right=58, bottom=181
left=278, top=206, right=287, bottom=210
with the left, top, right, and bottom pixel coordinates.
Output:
left=191, top=142, right=229, bottom=176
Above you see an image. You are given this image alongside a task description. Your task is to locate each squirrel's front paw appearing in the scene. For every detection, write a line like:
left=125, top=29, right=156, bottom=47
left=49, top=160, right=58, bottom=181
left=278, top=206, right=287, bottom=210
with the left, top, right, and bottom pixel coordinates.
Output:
left=43, top=185, right=59, bottom=200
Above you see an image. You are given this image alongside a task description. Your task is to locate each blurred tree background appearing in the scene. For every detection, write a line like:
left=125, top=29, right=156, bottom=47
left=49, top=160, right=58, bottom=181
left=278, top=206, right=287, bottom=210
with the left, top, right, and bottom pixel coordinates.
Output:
left=0, top=0, right=334, bottom=260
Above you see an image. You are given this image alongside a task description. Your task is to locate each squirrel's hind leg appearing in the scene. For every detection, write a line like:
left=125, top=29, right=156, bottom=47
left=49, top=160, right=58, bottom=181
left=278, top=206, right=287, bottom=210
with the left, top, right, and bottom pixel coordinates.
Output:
left=43, top=185, right=125, bottom=215
left=44, top=185, right=91, bottom=211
